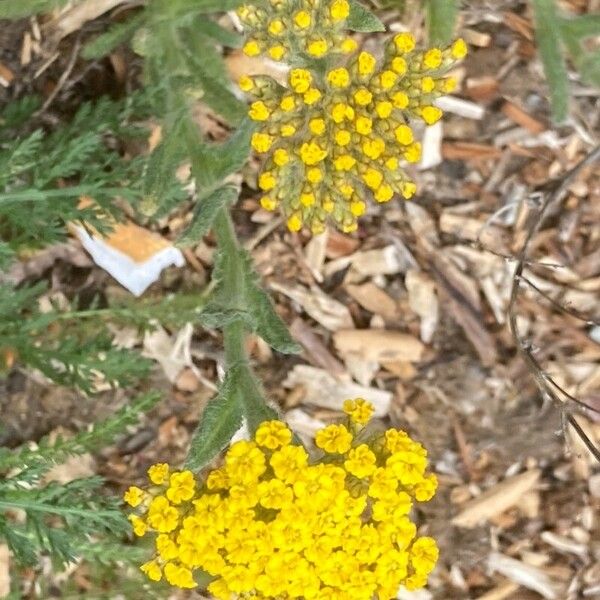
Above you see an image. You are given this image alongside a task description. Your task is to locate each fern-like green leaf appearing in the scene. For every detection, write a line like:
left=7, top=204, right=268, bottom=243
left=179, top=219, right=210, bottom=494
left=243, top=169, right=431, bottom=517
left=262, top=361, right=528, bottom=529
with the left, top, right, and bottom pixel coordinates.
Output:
left=532, top=0, right=570, bottom=122
left=425, top=0, right=459, bottom=45
left=185, top=373, right=243, bottom=470
left=179, top=185, right=238, bottom=246
left=347, top=0, right=386, bottom=32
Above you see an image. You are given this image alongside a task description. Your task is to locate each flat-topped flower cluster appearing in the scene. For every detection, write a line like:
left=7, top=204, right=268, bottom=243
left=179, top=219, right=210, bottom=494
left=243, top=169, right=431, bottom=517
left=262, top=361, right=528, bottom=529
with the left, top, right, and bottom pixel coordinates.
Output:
left=236, top=0, right=467, bottom=233
left=124, top=398, right=439, bottom=599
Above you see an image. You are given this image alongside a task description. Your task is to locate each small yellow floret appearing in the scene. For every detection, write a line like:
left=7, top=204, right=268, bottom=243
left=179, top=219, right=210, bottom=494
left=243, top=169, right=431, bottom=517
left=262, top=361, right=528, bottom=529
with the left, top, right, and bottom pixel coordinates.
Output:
left=362, top=138, right=385, bottom=159
left=141, top=560, right=162, bottom=582
left=355, top=116, right=373, bottom=135
left=395, top=124, right=413, bottom=145
left=315, top=424, right=353, bottom=453
left=358, top=51, right=377, bottom=75
left=129, top=515, right=147, bottom=537
left=287, top=213, right=303, bottom=232
left=423, top=48, right=443, bottom=69
left=343, top=398, right=375, bottom=424
left=259, top=171, right=277, bottom=191
left=363, top=168, right=383, bottom=189
left=300, top=141, right=328, bottom=165
left=375, top=184, right=394, bottom=203
left=243, top=40, right=261, bottom=57
left=345, top=444, right=377, bottom=477
left=404, top=142, right=422, bottom=163
left=294, top=10, right=311, bottom=28
left=341, top=37, right=358, bottom=53
left=327, top=67, right=350, bottom=88
left=392, top=91, right=409, bottom=109
left=394, top=32, right=415, bottom=53
left=330, top=0, right=350, bottom=20
left=451, top=38, right=468, bottom=59
left=402, top=181, right=417, bottom=198
left=380, top=70, right=398, bottom=89
left=340, top=183, right=354, bottom=198
left=301, top=191, right=316, bottom=206
left=307, top=167, right=323, bottom=183
left=251, top=132, right=273, bottom=153
left=308, top=39, right=328, bottom=58
left=260, top=196, right=278, bottom=211
left=273, top=148, right=289, bottom=166
left=124, top=486, right=144, bottom=507
left=350, top=200, right=366, bottom=217
left=280, top=95, right=295, bottom=112
left=421, top=105, right=442, bottom=125
left=353, top=88, right=373, bottom=106
left=255, top=420, right=292, bottom=449
left=391, top=56, right=407, bottom=74
left=148, top=463, right=169, bottom=485
left=309, top=118, right=326, bottom=135
left=334, top=154, right=356, bottom=171
left=376, top=101, right=393, bottom=118
left=421, top=76, right=435, bottom=93
left=238, top=75, right=254, bottom=92
left=280, top=124, right=296, bottom=137
left=303, top=88, right=322, bottom=105
left=249, top=101, right=270, bottom=121
left=268, top=45, right=286, bottom=61
left=289, top=68, right=312, bottom=93
left=268, top=19, right=284, bottom=36
left=335, top=129, right=351, bottom=146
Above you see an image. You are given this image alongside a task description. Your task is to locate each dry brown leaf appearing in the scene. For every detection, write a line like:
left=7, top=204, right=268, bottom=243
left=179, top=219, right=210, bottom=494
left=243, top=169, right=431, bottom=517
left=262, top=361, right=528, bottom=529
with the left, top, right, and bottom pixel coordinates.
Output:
left=475, top=582, right=521, bottom=600
left=45, top=0, right=128, bottom=42
left=289, top=318, right=346, bottom=376
left=452, top=469, right=541, bottom=528
left=270, top=281, right=354, bottom=331
left=45, top=453, right=96, bottom=484
left=283, top=365, right=391, bottom=415
left=346, top=282, right=400, bottom=322
left=0, top=545, right=9, bottom=599
left=405, top=270, right=439, bottom=343
left=333, top=329, right=425, bottom=363
left=346, top=245, right=409, bottom=281
left=487, top=552, right=562, bottom=599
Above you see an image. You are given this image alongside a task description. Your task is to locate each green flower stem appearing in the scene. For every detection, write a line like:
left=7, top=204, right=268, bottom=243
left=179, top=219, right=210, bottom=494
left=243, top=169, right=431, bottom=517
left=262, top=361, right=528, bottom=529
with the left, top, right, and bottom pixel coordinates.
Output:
left=213, top=207, right=275, bottom=434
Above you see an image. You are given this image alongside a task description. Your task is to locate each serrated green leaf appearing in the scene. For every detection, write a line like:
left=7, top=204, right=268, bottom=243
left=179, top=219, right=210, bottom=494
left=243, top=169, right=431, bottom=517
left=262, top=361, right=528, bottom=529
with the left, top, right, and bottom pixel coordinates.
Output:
left=198, top=72, right=247, bottom=125
left=579, top=49, right=600, bottom=87
left=191, top=118, right=256, bottom=193
left=0, top=0, right=68, bottom=18
left=426, top=0, right=459, bottom=45
left=200, top=247, right=299, bottom=354
left=82, top=13, right=146, bottom=59
left=179, top=185, right=238, bottom=246
left=140, top=124, right=187, bottom=217
left=558, top=14, right=600, bottom=41
left=247, top=280, right=301, bottom=354
left=196, top=20, right=243, bottom=48
left=347, top=0, right=385, bottom=33
left=185, top=373, right=243, bottom=470
left=532, top=0, right=570, bottom=123
left=236, top=365, right=279, bottom=434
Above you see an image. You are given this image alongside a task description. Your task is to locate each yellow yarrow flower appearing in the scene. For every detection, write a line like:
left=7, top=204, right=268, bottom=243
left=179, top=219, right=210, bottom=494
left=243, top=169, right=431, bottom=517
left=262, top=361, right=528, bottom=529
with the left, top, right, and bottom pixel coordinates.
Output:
left=126, top=400, right=438, bottom=597
left=343, top=397, right=374, bottom=424
left=123, top=486, right=144, bottom=507
left=315, top=424, right=353, bottom=453
left=148, top=463, right=169, bottom=485
left=239, top=2, right=466, bottom=233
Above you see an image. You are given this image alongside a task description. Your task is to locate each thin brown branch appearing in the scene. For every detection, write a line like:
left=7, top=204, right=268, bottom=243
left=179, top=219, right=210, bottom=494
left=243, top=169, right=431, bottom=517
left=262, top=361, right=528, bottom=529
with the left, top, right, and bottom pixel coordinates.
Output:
left=507, top=145, right=600, bottom=463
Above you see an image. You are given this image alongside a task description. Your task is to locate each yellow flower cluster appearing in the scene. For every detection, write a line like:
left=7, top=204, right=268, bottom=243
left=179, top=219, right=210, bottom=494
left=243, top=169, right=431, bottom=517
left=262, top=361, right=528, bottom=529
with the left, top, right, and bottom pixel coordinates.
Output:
left=124, top=399, right=439, bottom=599
left=238, top=0, right=356, bottom=62
left=238, top=1, right=467, bottom=234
